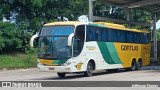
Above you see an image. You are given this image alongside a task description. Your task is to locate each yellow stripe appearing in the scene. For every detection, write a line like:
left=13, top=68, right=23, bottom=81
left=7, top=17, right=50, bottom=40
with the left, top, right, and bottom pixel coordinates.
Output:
left=39, top=59, right=59, bottom=66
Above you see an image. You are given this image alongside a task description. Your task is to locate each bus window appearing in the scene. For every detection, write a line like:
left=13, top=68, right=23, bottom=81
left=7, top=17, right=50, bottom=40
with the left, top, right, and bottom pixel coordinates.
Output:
left=126, top=32, right=134, bottom=43
left=108, top=29, right=117, bottom=42
left=87, top=26, right=97, bottom=41
left=41, top=26, right=74, bottom=36
left=141, top=33, right=149, bottom=44
left=147, top=33, right=150, bottom=43
left=97, top=28, right=102, bottom=41
left=133, top=33, right=141, bottom=43
left=117, top=31, right=126, bottom=42
left=73, top=25, right=85, bottom=56
left=101, top=29, right=108, bottom=42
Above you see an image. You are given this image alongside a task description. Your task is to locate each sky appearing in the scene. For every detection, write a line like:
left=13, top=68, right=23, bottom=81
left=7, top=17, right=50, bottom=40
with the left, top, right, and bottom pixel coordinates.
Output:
left=156, top=20, right=160, bottom=29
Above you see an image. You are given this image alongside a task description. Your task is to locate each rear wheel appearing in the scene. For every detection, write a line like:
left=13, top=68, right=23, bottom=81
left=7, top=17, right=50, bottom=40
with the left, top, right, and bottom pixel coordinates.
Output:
left=84, top=62, right=93, bottom=77
left=130, top=60, right=136, bottom=71
left=126, top=60, right=136, bottom=71
left=57, top=73, right=66, bottom=78
left=136, top=60, right=142, bottom=70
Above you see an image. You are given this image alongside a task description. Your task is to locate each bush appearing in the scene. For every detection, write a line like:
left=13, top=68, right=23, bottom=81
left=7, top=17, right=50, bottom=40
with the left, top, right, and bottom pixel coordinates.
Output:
left=0, top=21, right=21, bottom=52
left=0, top=21, right=34, bottom=53
left=0, top=53, right=37, bottom=69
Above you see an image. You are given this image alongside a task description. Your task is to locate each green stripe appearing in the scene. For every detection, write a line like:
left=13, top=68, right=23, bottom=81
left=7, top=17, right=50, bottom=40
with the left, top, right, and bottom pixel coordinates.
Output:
left=97, top=42, right=122, bottom=64
left=52, top=59, right=67, bottom=65
left=106, top=42, right=122, bottom=64
left=89, top=23, right=106, bottom=28
left=97, top=42, right=116, bottom=64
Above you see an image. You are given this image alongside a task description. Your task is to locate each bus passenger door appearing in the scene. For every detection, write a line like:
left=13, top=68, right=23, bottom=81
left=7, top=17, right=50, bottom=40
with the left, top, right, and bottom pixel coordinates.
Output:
left=72, top=25, right=86, bottom=71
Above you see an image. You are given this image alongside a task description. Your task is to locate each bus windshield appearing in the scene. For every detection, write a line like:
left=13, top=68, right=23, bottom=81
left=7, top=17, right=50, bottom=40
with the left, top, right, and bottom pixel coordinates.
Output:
left=40, top=26, right=74, bottom=36
left=38, top=26, right=74, bottom=59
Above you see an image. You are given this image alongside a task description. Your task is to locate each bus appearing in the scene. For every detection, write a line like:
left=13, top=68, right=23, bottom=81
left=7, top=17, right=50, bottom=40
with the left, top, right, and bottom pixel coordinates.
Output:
left=37, top=21, right=150, bottom=77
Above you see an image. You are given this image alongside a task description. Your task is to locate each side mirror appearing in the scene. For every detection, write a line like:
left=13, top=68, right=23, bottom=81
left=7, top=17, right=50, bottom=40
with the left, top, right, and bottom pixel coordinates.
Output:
left=30, top=32, right=39, bottom=47
left=68, top=33, right=74, bottom=46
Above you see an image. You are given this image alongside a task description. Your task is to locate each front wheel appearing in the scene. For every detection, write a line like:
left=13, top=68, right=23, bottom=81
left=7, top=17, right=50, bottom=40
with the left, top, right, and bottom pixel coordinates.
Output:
left=57, top=73, right=66, bottom=78
left=84, top=62, right=93, bottom=77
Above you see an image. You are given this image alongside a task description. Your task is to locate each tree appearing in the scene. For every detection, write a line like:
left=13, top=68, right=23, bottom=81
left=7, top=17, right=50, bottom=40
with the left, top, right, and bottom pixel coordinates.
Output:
left=0, top=0, right=155, bottom=53
left=157, top=29, right=160, bottom=40
left=0, top=21, right=22, bottom=52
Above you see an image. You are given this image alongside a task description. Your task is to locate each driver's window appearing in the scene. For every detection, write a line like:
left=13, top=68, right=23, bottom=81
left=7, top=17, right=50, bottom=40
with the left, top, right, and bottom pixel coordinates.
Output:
left=73, top=25, right=85, bottom=57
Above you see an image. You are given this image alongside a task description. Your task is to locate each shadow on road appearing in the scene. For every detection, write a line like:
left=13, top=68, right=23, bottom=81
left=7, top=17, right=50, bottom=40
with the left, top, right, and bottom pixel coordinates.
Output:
left=32, top=69, right=132, bottom=80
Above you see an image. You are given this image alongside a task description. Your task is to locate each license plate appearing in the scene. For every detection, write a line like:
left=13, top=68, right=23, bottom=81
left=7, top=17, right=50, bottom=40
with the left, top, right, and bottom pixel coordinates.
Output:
left=49, top=68, right=54, bottom=70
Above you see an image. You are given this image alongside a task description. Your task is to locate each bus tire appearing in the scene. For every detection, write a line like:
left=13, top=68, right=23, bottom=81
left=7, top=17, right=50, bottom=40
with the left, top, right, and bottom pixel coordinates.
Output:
left=126, top=59, right=136, bottom=71
left=57, top=73, right=66, bottom=78
left=136, top=60, right=142, bottom=70
left=84, top=61, right=93, bottom=77
left=130, top=59, right=136, bottom=71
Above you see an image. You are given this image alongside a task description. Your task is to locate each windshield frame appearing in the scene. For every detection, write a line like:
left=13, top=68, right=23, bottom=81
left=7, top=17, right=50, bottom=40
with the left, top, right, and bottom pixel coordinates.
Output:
left=38, top=25, right=75, bottom=60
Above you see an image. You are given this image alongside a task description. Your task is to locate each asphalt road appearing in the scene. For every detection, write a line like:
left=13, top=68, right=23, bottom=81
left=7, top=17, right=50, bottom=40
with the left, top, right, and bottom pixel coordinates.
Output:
left=0, top=66, right=160, bottom=90
left=0, top=66, right=160, bottom=81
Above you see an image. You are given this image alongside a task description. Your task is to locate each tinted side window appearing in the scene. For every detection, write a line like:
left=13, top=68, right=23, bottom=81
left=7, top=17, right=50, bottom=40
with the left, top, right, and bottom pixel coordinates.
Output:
left=133, top=33, right=141, bottom=43
left=117, top=31, right=126, bottom=42
left=87, top=26, right=104, bottom=41
left=101, top=29, right=108, bottom=41
left=96, top=28, right=102, bottom=41
left=141, top=33, right=149, bottom=44
left=108, top=29, right=117, bottom=42
left=87, top=26, right=96, bottom=41
left=126, top=32, right=133, bottom=43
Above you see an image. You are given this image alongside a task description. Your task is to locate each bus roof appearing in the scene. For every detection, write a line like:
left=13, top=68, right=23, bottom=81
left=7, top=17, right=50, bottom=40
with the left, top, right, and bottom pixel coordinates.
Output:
left=94, top=22, right=149, bottom=33
left=44, top=21, right=149, bottom=33
left=44, top=21, right=86, bottom=26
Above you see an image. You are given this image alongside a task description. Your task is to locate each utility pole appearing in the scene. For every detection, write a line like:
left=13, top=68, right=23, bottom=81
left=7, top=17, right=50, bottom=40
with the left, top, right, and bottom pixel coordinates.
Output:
left=153, top=13, right=158, bottom=64
left=89, top=0, right=93, bottom=22
left=126, top=8, right=130, bottom=27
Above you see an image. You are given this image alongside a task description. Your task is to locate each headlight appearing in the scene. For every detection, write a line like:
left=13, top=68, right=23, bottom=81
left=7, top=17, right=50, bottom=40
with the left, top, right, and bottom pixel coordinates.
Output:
left=37, top=59, right=41, bottom=64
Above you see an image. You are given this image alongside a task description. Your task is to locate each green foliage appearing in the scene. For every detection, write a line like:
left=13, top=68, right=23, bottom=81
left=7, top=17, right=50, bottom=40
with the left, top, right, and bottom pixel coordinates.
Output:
left=0, top=21, right=22, bottom=51
left=0, top=53, right=37, bottom=69
left=93, top=2, right=152, bottom=29
left=0, top=21, right=33, bottom=53
left=157, top=29, right=160, bottom=40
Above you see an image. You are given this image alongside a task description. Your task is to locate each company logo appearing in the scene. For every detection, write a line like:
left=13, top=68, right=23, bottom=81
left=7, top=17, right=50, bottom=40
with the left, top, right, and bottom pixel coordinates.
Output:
left=75, top=63, right=83, bottom=70
left=121, top=45, right=138, bottom=51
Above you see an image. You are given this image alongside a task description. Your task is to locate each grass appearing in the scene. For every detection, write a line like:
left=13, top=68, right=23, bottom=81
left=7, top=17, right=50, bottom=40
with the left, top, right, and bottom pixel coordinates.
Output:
left=0, top=53, right=37, bottom=70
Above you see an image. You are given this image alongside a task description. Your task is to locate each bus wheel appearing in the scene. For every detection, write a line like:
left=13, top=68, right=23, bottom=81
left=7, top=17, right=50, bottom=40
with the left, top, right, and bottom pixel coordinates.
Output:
left=84, top=62, right=93, bottom=77
left=136, top=60, right=142, bottom=70
left=57, top=73, right=66, bottom=78
left=130, top=60, right=136, bottom=71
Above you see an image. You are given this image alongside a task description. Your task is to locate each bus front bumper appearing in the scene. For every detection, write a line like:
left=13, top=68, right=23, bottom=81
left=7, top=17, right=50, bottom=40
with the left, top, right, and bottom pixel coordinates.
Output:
left=37, top=64, right=72, bottom=73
